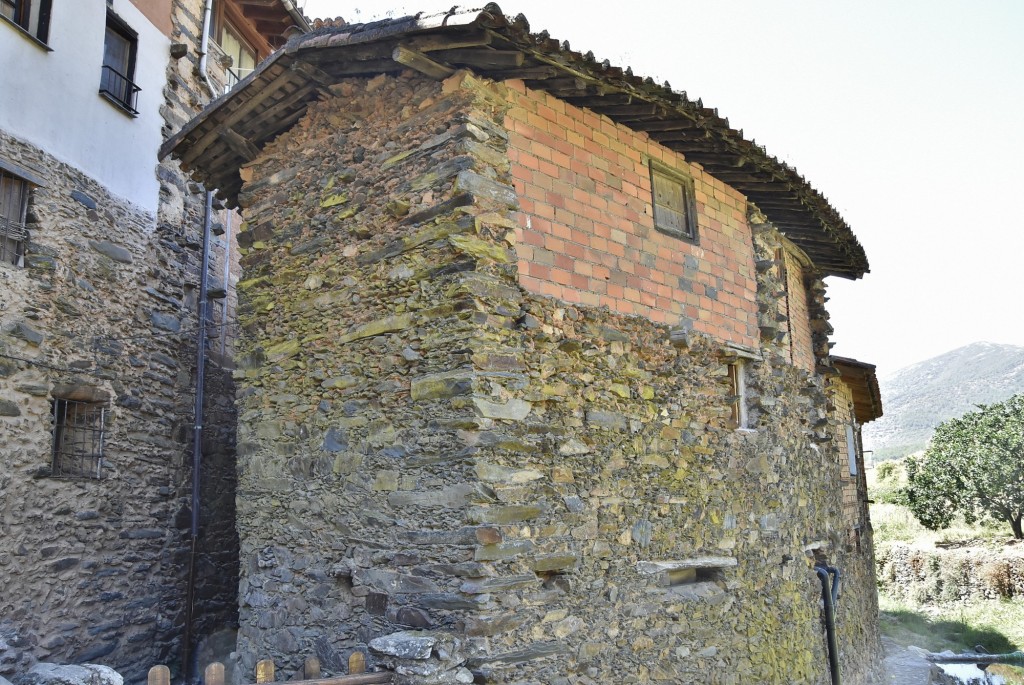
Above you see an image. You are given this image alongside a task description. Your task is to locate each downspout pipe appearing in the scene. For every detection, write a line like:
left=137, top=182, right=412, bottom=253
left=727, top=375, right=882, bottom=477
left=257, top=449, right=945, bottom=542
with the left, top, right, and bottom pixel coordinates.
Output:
left=182, top=191, right=213, bottom=682
left=197, top=0, right=215, bottom=92
left=815, top=564, right=841, bottom=685
left=828, top=565, right=841, bottom=606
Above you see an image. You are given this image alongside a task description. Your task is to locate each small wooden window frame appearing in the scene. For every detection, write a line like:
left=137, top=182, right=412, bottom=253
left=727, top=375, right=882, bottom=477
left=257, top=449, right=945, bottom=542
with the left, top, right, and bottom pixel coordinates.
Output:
left=845, top=422, right=859, bottom=476
left=1, top=0, right=51, bottom=45
left=649, top=159, right=698, bottom=244
left=727, top=361, right=748, bottom=430
left=213, top=0, right=274, bottom=60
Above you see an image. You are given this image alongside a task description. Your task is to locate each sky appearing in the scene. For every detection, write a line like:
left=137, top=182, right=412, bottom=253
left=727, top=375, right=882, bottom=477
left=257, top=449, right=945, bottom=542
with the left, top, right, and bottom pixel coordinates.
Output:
left=297, top=0, right=1024, bottom=376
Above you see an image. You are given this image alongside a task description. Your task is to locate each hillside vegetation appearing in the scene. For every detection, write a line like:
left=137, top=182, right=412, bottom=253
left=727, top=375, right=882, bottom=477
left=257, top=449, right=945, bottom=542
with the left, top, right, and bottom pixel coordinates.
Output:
left=864, top=342, right=1024, bottom=460
left=868, top=462, right=1024, bottom=683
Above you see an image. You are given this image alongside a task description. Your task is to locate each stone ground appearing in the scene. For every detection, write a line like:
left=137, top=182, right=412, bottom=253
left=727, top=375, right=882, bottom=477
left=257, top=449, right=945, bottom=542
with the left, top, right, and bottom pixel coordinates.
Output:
left=880, top=636, right=933, bottom=684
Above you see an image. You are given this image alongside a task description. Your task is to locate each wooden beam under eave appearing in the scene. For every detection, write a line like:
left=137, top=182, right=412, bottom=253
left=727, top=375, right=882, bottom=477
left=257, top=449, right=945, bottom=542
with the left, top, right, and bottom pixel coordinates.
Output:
left=291, top=59, right=336, bottom=87
left=392, top=45, right=455, bottom=79
left=404, top=30, right=492, bottom=52
left=627, top=119, right=700, bottom=132
left=491, top=65, right=561, bottom=81
left=219, top=128, right=261, bottom=162
left=681, top=152, right=751, bottom=167
left=433, top=48, right=524, bottom=68
left=585, top=103, right=663, bottom=117
left=239, top=6, right=290, bottom=22
left=180, top=64, right=299, bottom=165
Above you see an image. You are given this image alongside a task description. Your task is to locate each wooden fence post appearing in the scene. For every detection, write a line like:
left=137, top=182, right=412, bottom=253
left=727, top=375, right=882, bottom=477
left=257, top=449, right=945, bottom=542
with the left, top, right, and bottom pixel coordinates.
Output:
left=303, top=657, right=321, bottom=680
left=205, top=662, right=225, bottom=685
left=256, top=659, right=275, bottom=684
left=148, top=665, right=170, bottom=685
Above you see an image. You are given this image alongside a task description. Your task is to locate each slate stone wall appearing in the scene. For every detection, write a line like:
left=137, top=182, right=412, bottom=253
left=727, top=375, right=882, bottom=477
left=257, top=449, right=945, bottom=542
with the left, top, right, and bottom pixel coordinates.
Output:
left=0, top=129, right=193, bottom=682
left=230, top=69, right=880, bottom=685
left=0, top=0, right=241, bottom=678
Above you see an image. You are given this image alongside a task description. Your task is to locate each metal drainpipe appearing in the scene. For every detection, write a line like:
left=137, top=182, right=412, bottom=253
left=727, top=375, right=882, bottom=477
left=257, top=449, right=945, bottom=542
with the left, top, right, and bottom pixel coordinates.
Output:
left=220, top=211, right=231, bottom=355
left=182, top=191, right=213, bottom=683
left=815, top=564, right=841, bottom=685
left=198, top=0, right=215, bottom=92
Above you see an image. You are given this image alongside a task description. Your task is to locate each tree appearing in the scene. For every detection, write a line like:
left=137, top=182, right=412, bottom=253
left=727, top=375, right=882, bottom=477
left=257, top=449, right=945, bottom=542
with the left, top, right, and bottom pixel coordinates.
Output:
left=904, top=393, right=1024, bottom=540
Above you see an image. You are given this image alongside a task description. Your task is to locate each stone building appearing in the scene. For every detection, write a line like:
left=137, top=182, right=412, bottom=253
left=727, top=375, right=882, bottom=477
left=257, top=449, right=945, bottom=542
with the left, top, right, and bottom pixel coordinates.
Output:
left=0, top=0, right=307, bottom=681
left=164, top=6, right=885, bottom=684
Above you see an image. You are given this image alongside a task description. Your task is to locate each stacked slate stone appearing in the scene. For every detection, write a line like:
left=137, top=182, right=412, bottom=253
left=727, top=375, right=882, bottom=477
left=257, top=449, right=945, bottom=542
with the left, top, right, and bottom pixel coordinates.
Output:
left=230, top=70, right=880, bottom=684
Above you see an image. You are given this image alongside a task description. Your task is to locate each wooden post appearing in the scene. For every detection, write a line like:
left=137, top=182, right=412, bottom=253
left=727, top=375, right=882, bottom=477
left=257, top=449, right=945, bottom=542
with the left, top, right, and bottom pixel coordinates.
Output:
left=148, top=665, right=171, bottom=685
left=256, top=659, right=275, bottom=684
left=303, top=657, right=321, bottom=680
left=347, top=653, right=366, bottom=675
left=205, top=662, right=225, bottom=685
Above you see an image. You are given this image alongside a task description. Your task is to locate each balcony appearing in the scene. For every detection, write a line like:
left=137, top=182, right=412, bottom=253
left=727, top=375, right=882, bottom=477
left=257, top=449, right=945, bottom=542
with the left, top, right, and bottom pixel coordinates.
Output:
left=99, top=65, right=140, bottom=116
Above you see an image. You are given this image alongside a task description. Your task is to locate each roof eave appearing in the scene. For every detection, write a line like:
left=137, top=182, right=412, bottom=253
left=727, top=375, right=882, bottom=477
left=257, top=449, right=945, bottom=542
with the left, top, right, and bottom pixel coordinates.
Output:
left=161, top=3, right=869, bottom=279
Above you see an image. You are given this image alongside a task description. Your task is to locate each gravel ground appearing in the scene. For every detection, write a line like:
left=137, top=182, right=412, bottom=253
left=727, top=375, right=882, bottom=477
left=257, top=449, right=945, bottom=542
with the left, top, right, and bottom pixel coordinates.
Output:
left=880, top=636, right=933, bottom=684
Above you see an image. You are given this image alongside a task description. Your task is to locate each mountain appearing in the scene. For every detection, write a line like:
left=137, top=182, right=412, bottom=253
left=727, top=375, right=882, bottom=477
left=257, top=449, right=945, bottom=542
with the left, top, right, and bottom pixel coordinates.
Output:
left=863, top=342, right=1024, bottom=461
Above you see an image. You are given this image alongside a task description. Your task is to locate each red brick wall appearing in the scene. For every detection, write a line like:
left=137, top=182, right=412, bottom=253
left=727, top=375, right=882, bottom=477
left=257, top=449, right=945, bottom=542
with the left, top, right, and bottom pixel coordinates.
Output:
left=505, top=81, right=758, bottom=346
left=831, top=380, right=861, bottom=526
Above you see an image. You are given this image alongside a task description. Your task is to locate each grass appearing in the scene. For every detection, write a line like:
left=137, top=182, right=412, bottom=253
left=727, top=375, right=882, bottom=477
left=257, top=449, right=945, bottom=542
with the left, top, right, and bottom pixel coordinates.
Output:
left=869, top=460, right=1024, bottom=682
left=878, top=593, right=1024, bottom=653
left=872, top=501, right=1009, bottom=548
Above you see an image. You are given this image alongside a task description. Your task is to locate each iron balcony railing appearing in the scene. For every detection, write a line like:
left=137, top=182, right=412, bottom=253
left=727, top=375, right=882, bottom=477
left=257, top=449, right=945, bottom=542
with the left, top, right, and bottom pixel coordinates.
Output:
left=99, top=64, right=140, bottom=115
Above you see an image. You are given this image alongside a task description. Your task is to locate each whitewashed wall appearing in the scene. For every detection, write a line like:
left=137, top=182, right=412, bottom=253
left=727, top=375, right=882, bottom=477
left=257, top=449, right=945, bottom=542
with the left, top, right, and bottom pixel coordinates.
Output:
left=0, top=0, right=168, bottom=214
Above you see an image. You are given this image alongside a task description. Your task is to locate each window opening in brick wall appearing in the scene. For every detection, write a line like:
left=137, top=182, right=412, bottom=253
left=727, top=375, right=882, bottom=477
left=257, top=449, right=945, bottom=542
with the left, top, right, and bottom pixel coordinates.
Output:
left=727, top=361, right=748, bottom=430
left=0, top=169, right=30, bottom=267
left=99, top=10, right=140, bottom=115
left=1, top=0, right=51, bottom=43
left=649, top=159, right=698, bottom=243
left=51, top=398, right=107, bottom=479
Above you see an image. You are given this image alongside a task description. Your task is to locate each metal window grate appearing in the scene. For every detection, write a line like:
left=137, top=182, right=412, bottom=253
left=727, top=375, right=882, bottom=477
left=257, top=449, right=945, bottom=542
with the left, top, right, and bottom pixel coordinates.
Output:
left=51, top=399, right=107, bottom=479
left=99, top=65, right=140, bottom=115
left=0, top=170, right=29, bottom=266
left=0, top=214, right=27, bottom=265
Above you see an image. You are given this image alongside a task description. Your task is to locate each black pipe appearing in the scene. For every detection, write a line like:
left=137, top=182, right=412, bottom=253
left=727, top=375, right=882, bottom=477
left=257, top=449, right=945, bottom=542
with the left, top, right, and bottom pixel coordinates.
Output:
left=182, top=191, right=213, bottom=682
left=815, top=565, right=841, bottom=685
left=827, top=565, right=841, bottom=606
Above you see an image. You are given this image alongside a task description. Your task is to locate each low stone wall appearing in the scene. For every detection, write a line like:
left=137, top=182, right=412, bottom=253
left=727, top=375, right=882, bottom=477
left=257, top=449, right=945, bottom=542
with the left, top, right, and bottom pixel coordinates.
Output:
left=878, top=542, right=1024, bottom=603
left=229, top=70, right=881, bottom=684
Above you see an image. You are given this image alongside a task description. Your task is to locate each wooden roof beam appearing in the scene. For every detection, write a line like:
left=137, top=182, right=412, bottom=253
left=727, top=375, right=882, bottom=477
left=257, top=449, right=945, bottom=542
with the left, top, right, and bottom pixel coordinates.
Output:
left=392, top=45, right=455, bottom=79
left=405, top=30, right=492, bottom=52
left=432, top=48, right=524, bottom=68
left=219, top=128, right=260, bottom=162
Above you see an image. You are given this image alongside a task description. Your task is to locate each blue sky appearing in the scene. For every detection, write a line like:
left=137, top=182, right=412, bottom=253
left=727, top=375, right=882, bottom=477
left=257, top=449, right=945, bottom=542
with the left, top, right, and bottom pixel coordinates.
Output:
left=298, top=0, right=1024, bottom=375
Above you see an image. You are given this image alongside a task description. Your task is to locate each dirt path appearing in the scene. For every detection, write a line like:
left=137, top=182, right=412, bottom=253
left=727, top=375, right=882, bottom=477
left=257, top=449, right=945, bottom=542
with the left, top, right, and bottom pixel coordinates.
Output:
left=880, top=636, right=932, bottom=684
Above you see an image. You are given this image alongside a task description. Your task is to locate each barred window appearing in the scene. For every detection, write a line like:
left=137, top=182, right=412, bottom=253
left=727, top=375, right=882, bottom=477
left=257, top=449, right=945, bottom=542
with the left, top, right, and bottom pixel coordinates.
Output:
left=51, top=398, right=107, bottom=479
left=0, top=169, right=30, bottom=267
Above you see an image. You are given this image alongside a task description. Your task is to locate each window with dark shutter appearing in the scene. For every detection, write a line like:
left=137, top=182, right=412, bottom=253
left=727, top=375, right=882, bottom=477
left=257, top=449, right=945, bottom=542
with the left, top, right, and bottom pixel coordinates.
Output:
left=1, top=0, right=52, bottom=44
